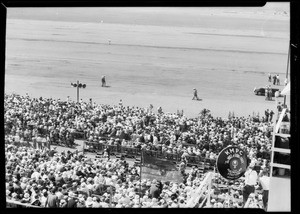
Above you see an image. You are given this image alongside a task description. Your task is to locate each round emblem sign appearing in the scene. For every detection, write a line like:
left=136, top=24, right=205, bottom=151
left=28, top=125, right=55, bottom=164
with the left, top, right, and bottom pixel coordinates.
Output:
left=216, top=146, right=248, bottom=180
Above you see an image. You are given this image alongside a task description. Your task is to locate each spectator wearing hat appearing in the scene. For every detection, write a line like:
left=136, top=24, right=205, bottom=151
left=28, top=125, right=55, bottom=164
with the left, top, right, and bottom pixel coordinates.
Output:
left=9, top=192, right=20, bottom=207
left=31, top=194, right=42, bottom=206
left=66, top=192, right=77, bottom=208
left=92, top=196, right=101, bottom=208
left=85, top=197, right=94, bottom=208
left=59, top=199, right=68, bottom=208
left=21, top=192, right=31, bottom=204
left=77, top=197, right=86, bottom=208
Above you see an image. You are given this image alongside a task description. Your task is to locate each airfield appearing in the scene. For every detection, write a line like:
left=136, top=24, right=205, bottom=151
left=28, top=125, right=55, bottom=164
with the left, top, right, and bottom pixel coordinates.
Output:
left=5, top=4, right=290, bottom=118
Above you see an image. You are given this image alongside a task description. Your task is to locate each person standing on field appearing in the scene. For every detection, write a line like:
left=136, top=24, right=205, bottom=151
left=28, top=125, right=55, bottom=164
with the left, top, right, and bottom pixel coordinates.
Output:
left=192, top=88, right=200, bottom=100
left=101, top=76, right=106, bottom=87
left=269, top=110, right=274, bottom=122
left=273, top=75, right=277, bottom=85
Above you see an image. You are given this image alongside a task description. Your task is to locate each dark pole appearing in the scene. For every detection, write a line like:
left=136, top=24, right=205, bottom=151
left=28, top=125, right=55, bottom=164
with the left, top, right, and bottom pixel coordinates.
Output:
left=109, top=185, right=112, bottom=207
left=139, top=150, right=143, bottom=205
left=77, top=80, right=79, bottom=103
left=284, top=42, right=290, bottom=106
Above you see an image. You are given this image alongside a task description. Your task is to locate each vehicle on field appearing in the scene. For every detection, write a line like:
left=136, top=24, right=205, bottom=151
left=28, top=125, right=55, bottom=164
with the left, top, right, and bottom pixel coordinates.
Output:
left=253, top=87, right=282, bottom=97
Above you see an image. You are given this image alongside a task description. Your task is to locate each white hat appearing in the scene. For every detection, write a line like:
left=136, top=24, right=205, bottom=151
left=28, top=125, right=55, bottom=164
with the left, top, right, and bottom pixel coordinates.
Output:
left=24, top=193, right=30, bottom=198
left=86, top=197, right=93, bottom=207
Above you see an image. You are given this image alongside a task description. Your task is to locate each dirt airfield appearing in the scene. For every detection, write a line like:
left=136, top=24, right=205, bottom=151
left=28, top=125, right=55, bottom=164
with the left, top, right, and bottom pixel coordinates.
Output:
left=5, top=4, right=290, bottom=118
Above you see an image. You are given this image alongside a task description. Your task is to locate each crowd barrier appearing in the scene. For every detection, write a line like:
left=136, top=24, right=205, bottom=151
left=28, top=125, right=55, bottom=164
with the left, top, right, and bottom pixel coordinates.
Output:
left=72, top=131, right=85, bottom=140
left=84, top=141, right=216, bottom=169
left=6, top=199, right=41, bottom=208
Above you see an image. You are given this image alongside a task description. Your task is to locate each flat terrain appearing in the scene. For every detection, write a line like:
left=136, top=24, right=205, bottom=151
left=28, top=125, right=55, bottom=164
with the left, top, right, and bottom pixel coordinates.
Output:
left=5, top=4, right=290, bottom=118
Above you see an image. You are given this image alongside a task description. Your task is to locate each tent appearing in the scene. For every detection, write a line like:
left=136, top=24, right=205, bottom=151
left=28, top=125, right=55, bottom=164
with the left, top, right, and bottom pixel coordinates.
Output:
left=280, top=82, right=290, bottom=96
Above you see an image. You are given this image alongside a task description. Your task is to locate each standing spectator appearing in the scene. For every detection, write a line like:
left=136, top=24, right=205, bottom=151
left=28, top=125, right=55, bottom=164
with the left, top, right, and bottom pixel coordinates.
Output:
left=40, top=190, right=48, bottom=207
left=268, top=73, right=271, bottom=82
left=149, top=180, right=161, bottom=199
left=269, top=110, right=274, bottom=122
left=264, top=110, right=269, bottom=122
left=264, top=86, right=268, bottom=100
left=67, top=192, right=78, bottom=208
left=273, top=75, right=277, bottom=85
left=276, top=74, right=280, bottom=85
left=258, top=169, right=270, bottom=211
left=242, top=163, right=258, bottom=206
left=45, top=188, right=59, bottom=208
left=36, top=135, right=43, bottom=150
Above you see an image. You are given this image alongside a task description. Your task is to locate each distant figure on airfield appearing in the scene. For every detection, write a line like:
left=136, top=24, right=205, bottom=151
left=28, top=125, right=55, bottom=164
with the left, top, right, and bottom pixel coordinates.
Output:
left=108, top=39, right=111, bottom=45
left=276, top=74, right=280, bottom=85
left=268, top=73, right=271, bottom=82
left=101, top=76, right=106, bottom=87
left=265, top=85, right=269, bottom=100
left=269, top=110, right=274, bottom=122
left=192, top=88, right=200, bottom=100
left=272, top=75, right=277, bottom=85
left=157, top=106, right=163, bottom=114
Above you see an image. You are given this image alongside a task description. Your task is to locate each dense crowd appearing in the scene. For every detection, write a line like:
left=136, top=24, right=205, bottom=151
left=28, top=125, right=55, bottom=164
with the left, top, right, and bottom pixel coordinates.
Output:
left=5, top=143, right=266, bottom=208
left=5, top=93, right=273, bottom=163
left=5, top=93, right=274, bottom=208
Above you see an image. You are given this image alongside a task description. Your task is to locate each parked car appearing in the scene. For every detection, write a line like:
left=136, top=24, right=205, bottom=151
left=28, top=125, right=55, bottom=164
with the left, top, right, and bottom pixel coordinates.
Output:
left=253, top=87, right=281, bottom=97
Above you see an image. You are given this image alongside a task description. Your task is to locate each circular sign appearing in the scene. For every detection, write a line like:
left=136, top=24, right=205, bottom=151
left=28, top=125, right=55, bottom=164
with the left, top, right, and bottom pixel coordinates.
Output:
left=216, top=146, right=248, bottom=180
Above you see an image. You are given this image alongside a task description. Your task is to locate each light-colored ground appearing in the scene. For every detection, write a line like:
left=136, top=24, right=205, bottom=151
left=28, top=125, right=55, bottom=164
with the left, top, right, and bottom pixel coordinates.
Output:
left=5, top=3, right=290, bottom=118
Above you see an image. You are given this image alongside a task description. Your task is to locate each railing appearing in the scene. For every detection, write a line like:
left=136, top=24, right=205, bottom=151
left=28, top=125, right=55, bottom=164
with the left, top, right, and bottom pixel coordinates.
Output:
left=244, top=197, right=252, bottom=208
left=6, top=199, right=41, bottom=208
left=84, top=141, right=216, bottom=169
left=186, top=172, right=214, bottom=207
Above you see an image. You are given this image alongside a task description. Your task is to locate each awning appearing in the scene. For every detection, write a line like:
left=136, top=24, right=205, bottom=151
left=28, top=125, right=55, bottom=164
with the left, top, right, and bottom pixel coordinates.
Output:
left=280, top=82, right=290, bottom=96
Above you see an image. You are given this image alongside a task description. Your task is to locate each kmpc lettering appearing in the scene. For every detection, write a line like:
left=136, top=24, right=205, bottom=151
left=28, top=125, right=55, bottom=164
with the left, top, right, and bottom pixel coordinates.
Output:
left=216, top=146, right=248, bottom=180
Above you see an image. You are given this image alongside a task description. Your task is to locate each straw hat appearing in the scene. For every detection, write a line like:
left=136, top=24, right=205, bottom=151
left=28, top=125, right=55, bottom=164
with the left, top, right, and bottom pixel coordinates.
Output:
left=86, top=197, right=93, bottom=207
left=24, top=193, right=30, bottom=199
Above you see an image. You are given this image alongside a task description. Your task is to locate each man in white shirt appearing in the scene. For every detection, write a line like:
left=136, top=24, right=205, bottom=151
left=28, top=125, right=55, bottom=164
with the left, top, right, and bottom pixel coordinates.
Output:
left=259, top=169, right=270, bottom=211
left=242, top=162, right=258, bottom=206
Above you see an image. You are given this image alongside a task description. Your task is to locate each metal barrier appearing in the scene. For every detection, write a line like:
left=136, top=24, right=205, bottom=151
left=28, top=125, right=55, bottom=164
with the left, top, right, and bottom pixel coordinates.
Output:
left=6, top=199, right=41, bottom=208
left=83, top=141, right=217, bottom=169
left=72, top=131, right=85, bottom=140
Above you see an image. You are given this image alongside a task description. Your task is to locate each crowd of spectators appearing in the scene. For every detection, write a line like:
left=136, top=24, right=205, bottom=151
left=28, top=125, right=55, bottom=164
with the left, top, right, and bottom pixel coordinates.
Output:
left=5, top=93, right=274, bottom=208
left=5, top=93, right=273, bottom=163
left=5, top=143, right=266, bottom=208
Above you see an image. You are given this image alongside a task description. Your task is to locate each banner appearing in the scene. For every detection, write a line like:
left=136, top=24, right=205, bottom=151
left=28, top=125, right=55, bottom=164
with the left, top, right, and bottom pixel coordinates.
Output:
left=216, top=146, right=248, bottom=180
left=142, top=151, right=183, bottom=183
